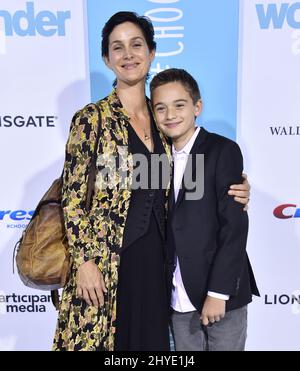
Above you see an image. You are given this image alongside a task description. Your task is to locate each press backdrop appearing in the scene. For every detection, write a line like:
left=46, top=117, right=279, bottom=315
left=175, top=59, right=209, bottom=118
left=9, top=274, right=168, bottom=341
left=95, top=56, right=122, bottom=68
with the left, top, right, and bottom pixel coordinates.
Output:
left=0, top=0, right=299, bottom=351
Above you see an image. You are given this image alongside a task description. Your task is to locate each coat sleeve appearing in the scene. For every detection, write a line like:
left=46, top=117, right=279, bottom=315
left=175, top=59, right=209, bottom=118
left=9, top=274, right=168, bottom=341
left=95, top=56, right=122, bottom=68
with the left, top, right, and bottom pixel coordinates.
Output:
left=207, top=140, right=248, bottom=296
left=62, top=104, right=101, bottom=269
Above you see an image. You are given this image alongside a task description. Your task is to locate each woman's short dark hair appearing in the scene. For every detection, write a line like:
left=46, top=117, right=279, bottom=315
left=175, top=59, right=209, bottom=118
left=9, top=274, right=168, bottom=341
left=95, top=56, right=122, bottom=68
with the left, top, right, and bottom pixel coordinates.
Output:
left=150, top=68, right=201, bottom=104
left=101, top=11, right=156, bottom=58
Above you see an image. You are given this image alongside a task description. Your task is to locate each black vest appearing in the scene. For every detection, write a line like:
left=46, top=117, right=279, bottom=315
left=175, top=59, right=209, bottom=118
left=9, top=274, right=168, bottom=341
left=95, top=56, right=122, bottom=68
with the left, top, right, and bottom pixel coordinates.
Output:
left=121, top=118, right=167, bottom=251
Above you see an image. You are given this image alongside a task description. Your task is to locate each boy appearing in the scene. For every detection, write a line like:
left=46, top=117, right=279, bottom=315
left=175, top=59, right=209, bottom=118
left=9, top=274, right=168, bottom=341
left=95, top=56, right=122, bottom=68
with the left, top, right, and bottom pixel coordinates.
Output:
left=150, top=68, right=259, bottom=351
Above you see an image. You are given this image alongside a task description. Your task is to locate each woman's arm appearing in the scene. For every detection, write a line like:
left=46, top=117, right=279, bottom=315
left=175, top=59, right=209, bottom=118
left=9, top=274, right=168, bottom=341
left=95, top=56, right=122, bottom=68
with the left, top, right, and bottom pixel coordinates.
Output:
left=62, top=105, right=106, bottom=307
left=62, top=105, right=100, bottom=268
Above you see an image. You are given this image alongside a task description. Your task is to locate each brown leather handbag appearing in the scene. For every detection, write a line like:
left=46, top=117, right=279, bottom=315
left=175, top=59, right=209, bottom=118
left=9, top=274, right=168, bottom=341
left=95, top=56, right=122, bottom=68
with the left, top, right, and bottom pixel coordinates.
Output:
left=15, top=104, right=102, bottom=307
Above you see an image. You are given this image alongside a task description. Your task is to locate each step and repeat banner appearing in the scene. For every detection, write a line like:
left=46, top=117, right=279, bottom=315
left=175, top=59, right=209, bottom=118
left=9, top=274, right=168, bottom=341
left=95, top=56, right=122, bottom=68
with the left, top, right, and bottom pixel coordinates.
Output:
left=0, top=0, right=299, bottom=351
left=0, top=0, right=91, bottom=351
left=237, top=0, right=300, bottom=350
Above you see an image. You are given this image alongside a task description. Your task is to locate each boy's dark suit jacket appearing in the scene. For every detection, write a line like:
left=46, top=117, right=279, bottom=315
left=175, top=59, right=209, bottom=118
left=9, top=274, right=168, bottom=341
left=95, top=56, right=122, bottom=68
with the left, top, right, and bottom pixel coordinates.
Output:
left=166, top=127, right=259, bottom=313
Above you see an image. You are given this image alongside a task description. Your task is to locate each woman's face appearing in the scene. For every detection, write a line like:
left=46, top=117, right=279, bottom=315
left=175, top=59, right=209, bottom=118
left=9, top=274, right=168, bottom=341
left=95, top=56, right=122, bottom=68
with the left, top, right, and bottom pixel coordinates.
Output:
left=104, top=21, right=155, bottom=87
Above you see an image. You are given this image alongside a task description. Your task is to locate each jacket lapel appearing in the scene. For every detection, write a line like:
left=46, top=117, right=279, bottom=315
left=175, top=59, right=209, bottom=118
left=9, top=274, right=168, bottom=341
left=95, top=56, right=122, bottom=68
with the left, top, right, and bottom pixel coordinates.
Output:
left=168, top=166, right=175, bottom=213
left=174, top=127, right=208, bottom=208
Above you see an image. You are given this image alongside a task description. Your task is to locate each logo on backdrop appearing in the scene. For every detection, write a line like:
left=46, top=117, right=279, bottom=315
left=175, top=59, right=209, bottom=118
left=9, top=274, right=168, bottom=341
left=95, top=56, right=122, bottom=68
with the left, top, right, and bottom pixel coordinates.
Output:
left=0, top=115, right=58, bottom=128
left=273, top=204, right=300, bottom=219
left=0, top=2, right=71, bottom=54
left=270, top=125, right=300, bottom=136
left=256, top=3, right=300, bottom=29
left=0, top=292, right=52, bottom=313
left=256, top=2, right=300, bottom=55
left=264, top=292, right=300, bottom=315
left=145, top=2, right=185, bottom=76
left=264, top=293, right=300, bottom=307
left=0, top=209, right=34, bottom=229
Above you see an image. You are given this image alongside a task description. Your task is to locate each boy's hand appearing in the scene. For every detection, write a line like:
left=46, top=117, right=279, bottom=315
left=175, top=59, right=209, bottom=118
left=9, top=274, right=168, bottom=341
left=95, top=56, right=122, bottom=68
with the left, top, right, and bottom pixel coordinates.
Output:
left=228, top=173, right=250, bottom=211
left=200, top=296, right=226, bottom=326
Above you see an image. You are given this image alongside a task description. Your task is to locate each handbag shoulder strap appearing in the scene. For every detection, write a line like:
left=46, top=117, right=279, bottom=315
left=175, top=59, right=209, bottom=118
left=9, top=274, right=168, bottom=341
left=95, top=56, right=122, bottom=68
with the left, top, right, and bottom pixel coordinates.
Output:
left=85, top=103, right=102, bottom=212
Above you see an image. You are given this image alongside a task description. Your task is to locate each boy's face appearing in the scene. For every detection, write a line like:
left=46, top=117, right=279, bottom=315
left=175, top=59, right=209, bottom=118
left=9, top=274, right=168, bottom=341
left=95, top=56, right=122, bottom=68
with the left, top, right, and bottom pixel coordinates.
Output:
left=152, top=82, right=202, bottom=142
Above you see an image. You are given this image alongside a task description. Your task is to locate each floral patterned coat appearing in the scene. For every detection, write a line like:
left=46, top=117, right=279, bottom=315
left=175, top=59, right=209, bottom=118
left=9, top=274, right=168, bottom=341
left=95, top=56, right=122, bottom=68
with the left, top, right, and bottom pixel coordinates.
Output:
left=53, top=90, right=171, bottom=351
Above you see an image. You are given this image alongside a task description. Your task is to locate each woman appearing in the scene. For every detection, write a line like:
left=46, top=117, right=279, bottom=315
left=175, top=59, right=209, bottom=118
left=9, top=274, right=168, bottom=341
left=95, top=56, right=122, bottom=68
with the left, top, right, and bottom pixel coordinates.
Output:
left=53, top=11, right=249, bottom=351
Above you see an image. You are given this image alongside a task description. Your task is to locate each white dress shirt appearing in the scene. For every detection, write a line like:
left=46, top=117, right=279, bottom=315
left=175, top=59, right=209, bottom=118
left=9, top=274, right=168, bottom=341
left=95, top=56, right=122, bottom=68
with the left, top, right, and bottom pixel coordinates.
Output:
left=171, top=127, right=229, bottom=312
